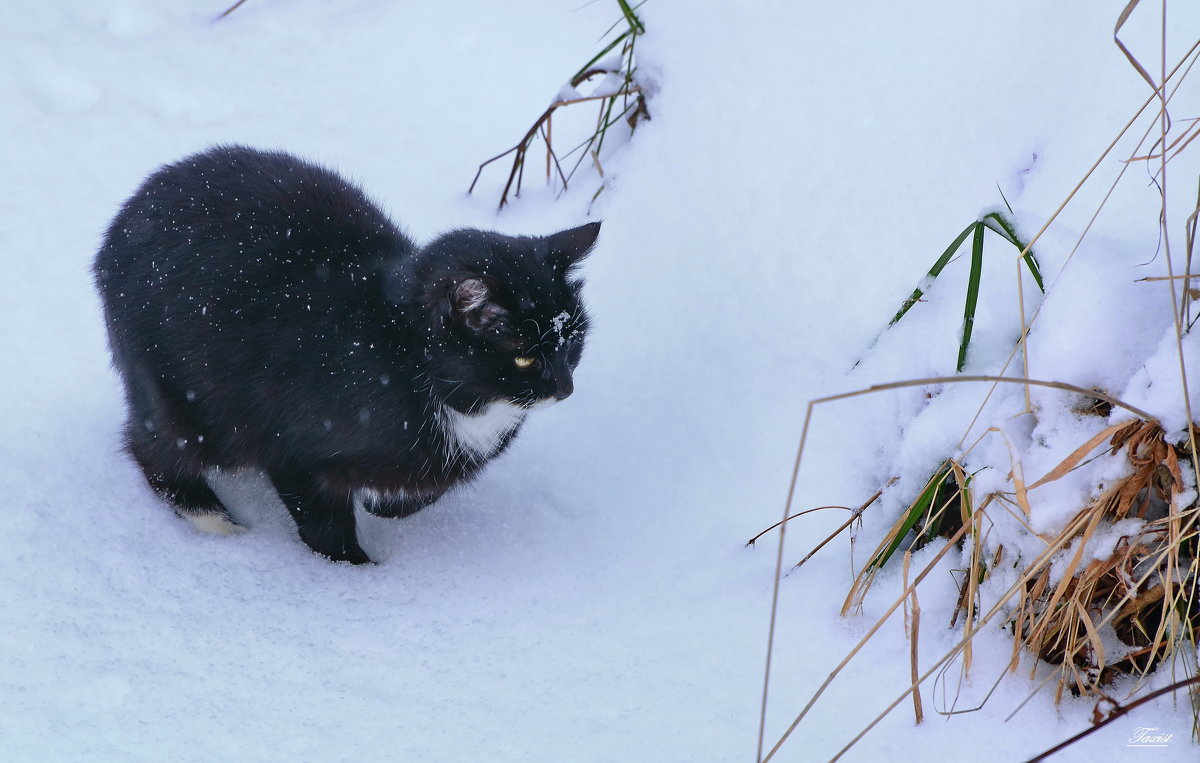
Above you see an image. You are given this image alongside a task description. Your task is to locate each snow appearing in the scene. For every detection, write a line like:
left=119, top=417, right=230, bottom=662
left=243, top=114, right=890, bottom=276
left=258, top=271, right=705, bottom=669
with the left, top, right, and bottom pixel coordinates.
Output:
left=1123, top=325, right=1200, bottom=436
left=590, top=71, right=627, bottom=99
left=2, top=1, right=1199, bottom=761
left=554, top=83, right=583, bottom=104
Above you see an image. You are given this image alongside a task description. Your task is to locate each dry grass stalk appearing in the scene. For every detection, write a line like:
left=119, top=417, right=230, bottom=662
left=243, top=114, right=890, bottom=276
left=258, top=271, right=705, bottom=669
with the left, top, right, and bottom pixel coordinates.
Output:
left=791, top=490, right=883, bottom=571
left=468, top=89, right=645, bottom=210
left=759, top=518, right=975, bottom=763
left=902, top=551, right=925, bottom=724
left=744, top=504, right=858, bottom=548
left=958, top=459, right=987, bottom=675
left=214, top=0, right=249, bottom=22
left=468, top=4, right=649, bottom=210
left=1024, top=675, right=1200, bottom=761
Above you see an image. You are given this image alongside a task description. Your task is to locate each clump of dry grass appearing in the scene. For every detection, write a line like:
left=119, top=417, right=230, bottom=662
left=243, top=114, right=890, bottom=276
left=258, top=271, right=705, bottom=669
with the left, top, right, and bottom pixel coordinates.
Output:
left=755, top=405, right=1199, bottom=762
left=834, top=417, right=1199, bottom=703
left=1012, top=420, right=1199, bottom=699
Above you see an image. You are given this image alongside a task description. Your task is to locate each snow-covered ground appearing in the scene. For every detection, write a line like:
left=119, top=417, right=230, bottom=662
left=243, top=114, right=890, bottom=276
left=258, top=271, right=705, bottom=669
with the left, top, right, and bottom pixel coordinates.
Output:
left=2, top=1, right=1198, bottom=760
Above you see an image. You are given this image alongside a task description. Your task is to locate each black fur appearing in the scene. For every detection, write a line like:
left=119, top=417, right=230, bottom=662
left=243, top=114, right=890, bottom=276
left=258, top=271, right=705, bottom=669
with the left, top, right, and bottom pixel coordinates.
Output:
left=94, top=145, right=599, bottom=563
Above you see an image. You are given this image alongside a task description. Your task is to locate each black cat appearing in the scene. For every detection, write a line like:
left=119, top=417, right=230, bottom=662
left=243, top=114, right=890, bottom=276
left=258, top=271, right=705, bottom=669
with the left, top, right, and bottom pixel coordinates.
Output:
left=94, top=145, right=598, bottom=563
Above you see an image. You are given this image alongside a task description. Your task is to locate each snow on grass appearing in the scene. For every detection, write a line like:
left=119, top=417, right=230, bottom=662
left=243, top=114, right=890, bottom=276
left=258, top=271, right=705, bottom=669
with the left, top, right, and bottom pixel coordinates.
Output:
left=1, top=1, right=1199, bottom=761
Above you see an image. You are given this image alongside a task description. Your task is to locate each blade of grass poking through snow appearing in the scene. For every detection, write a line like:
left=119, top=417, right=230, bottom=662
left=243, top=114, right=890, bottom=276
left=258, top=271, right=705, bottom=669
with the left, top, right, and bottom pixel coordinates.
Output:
left=593, top=5, right=642, bottom=158
left=997, top=184, right=1015, bottom=214
left=616, top=0, right=646, bottom=33
left=573, top=0, right=645, bottom=81
left=571, top=30, right=631, bottom=82
left=889, top=222, right=978, bottom=326
left=867, top=461, right=954, bottom=573
left=845, top=462, right=966, bottom=614
left=885, top=208, right=1045, bottom=373
left=957, top=224, right=985, bottom=372
left=981, top=210, right=1045, bottom=292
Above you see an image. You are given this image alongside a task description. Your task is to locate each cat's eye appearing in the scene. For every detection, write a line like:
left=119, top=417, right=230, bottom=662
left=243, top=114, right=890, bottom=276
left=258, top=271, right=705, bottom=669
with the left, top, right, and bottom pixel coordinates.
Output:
left=513, top=356, right=537, bottom=369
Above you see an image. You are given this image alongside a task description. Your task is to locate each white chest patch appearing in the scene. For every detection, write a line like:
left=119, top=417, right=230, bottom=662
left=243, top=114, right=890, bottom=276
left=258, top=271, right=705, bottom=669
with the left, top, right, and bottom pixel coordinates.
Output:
left=440, top=401, right=527, bottom=458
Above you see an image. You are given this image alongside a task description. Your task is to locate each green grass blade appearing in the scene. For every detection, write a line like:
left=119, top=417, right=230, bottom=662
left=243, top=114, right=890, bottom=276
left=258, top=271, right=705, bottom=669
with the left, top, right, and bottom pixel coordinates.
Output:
left=923, top=467, right=974, bottom=543
left=596, top=0, right=648, bottom=40
left=595, top=95, right=618, bottom=155
left=957, top=223, right=985, bottom=372
left=867, top=461, right=953, bottom=572
left=981, top=211, right=1045, bottom=293
left=559, top=99, right=640, bottom=162
left=996, top=183, right=1017, bottom=215
left=879, top=206, right=1042, bottom=374
left=889, top=221, right=978, bottom=326
left=572, top=31, right=631, bottom=83
left=616, top=0, right=646, bottom=34
left=979, top=212, right=1016, bottom=246
left=1022, top=250, right=1045, bottom=293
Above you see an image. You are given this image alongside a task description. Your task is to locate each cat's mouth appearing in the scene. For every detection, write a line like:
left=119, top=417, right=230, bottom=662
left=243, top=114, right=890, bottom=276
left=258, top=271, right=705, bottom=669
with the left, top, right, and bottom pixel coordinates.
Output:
left=518, top=397, right=560, bottom=411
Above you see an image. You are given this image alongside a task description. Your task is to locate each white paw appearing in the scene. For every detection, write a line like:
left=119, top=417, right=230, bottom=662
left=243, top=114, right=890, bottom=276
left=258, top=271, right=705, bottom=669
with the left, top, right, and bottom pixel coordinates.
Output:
left=181, top=512, right=247, bottom=537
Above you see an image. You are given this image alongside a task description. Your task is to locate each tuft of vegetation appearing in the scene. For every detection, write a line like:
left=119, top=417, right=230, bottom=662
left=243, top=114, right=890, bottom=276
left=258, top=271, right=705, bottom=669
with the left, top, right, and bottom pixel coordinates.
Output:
left=753, top=2, right=1200, bottom=759
left=887, top=207, right=1044, bottom=373
left=1012, top=420, right=1199, bottom=698
left=842, top=419, right=1200, bottom=699
left=468, top=0, right=650, bottom=210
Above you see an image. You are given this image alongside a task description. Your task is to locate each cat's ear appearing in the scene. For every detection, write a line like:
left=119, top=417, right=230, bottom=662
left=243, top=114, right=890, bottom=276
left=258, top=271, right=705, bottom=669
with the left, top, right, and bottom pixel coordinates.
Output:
left=545, top=221, right=601, bottom=270
left=451, top=277, right=507, bottom=333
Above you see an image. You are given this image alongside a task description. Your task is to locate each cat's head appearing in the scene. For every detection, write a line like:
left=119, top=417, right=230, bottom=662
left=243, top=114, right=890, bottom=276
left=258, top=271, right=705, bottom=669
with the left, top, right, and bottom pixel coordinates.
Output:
left=406, top=222, right=599, bottom=413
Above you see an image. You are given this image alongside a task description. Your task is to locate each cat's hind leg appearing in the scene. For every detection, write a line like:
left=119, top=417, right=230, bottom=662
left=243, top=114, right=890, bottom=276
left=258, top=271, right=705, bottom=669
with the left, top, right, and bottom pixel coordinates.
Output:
left=124, top=417, right=244, bottom=536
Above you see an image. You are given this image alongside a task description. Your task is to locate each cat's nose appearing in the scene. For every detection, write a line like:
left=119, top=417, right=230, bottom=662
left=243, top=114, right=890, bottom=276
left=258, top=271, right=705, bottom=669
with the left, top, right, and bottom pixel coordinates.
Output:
left=552, top=374, right=573, bottom=401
